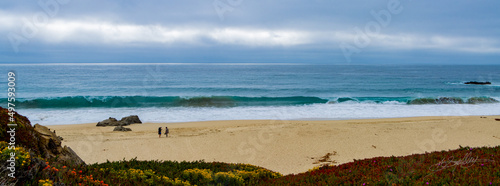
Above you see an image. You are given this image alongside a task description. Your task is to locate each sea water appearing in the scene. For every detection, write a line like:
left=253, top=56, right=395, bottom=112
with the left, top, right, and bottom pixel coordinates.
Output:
left=1, top=64, right=499, bottom=125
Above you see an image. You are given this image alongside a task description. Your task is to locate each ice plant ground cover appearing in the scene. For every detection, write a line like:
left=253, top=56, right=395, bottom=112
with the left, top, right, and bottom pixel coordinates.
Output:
left=2, top=144, right=499, bottom=185
left=2, top=154, right=281, bottom=185
left=262, top=146, right=500, bottom=185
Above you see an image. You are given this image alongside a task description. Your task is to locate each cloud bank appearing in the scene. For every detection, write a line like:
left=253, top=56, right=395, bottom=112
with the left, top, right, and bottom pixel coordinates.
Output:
left=1, top=0, right=499, bottom=64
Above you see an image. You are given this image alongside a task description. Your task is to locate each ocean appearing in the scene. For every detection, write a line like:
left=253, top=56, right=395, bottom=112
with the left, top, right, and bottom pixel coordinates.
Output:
left=1, top=64, right=500, bottom=125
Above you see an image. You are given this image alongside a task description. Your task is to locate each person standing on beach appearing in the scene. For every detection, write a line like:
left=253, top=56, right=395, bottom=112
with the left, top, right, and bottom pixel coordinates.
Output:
left=165, top=127, right=169, bottom=137
left=158, top=127, right=162, bottom=138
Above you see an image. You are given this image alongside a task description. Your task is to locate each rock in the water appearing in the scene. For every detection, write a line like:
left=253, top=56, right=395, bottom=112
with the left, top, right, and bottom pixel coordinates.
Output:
left=34, top=124, right=85, bottom=165
left=409, top=97, right=464, bottom=104
left=466, top=97, right=499, bottom=104
left=119, top=115, right=142, bottom=126
left=96, top=117, right=119, bottom=126
left=113, top=126, right=132, bottom=131
left=464, top=81, right=491, bottom=85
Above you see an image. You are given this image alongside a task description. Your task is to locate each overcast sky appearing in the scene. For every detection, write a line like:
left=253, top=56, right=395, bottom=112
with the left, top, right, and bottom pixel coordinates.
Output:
left=1, top=0, right=499, bottom=64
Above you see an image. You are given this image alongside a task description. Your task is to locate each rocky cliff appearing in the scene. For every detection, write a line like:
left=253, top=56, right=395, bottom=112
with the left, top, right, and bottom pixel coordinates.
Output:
left=0, top=107, right=84, bottom=165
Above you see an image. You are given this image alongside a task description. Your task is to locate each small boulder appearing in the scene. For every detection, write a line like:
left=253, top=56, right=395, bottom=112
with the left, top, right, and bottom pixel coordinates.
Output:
left=113, top=126, right=132, bottom=131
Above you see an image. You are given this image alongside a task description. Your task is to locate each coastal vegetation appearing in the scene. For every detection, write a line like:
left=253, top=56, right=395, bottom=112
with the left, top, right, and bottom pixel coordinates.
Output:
left=1, top=107, right=499, bottom=185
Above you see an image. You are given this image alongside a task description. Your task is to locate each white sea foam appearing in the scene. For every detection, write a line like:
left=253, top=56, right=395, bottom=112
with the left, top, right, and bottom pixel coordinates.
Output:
left=22, top=103, right=500, bottom=125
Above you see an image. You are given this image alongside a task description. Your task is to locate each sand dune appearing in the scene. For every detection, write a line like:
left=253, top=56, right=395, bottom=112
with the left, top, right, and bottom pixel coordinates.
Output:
left=50, top=116, right=500, bottom=175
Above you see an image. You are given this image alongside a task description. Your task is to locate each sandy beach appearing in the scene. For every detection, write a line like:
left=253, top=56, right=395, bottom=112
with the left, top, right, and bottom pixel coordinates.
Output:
left=50, top=116, right=500, bottom=175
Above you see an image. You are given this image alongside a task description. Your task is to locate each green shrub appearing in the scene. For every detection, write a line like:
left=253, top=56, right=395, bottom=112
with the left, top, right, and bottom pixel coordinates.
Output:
left=181, top=168, right=213, bottom=184
left=213, top=171, right=244, bottom=185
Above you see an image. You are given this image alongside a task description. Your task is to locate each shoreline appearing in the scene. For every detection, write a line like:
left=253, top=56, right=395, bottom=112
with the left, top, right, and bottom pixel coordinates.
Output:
left=50, top=116, right=500, bottom=175
left=34, top=113, right=500, bottom=126
left=21, top=101, right=500, bottom=126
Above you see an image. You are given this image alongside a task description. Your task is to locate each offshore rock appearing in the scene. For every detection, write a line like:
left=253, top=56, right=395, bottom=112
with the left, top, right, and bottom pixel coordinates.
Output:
left=464, top=81, right=491, bottom=85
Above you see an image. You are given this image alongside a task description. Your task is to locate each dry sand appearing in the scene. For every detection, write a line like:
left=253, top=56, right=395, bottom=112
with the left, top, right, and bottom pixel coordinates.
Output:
left=50, top=116, right=500, bottom=175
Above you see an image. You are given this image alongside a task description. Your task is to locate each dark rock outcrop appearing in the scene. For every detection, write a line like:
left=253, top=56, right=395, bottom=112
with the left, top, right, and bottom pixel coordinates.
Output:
left=466, top=97, right=499, bottom=104
left=119, top=115, right=142, bottom=125
left=464, top=81, right=491, bottom=85
left=113, top=126, right=132, bottom=131
left=34, top=124, right=85, bottom=165
left=409, top=97, right=465, bottom=105
left=96, top=117, right=119, bottom=126
left=1, top=107, right=84, bottom=165
left=96, top=115, right=142, bottom=126
left=1, top=107, right=85, bottom=184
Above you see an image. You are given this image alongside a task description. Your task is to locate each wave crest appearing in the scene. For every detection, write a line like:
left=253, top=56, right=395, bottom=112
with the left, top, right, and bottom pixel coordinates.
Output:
left=5, top=96, right=499, bottom=108
left=9, top=96, right=329, bottom=108
left=408, top=97, right=499, bottom=105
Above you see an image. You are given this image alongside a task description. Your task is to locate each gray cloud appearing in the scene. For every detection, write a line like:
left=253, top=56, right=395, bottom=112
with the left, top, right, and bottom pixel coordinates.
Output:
left=1, top=0, right=500, bottom=64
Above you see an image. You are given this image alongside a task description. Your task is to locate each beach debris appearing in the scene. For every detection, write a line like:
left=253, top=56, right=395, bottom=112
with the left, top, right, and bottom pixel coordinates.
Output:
left=96, top=115, right=142, bottom=126
left=464, top=81, right=491, bottom=85
left=495, top=119, right=500, bottom=121
left=34, top=124, right=85, bottom=165
left=113, top=126, right=132, bottom=132
left=313, top=151, right=337, bottom=165
left=372, top=145, right=377, bottom=149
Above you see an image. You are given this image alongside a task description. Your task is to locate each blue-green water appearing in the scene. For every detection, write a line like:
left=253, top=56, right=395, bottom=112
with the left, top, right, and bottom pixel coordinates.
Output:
left=1, top=64, right=499, bottom=124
